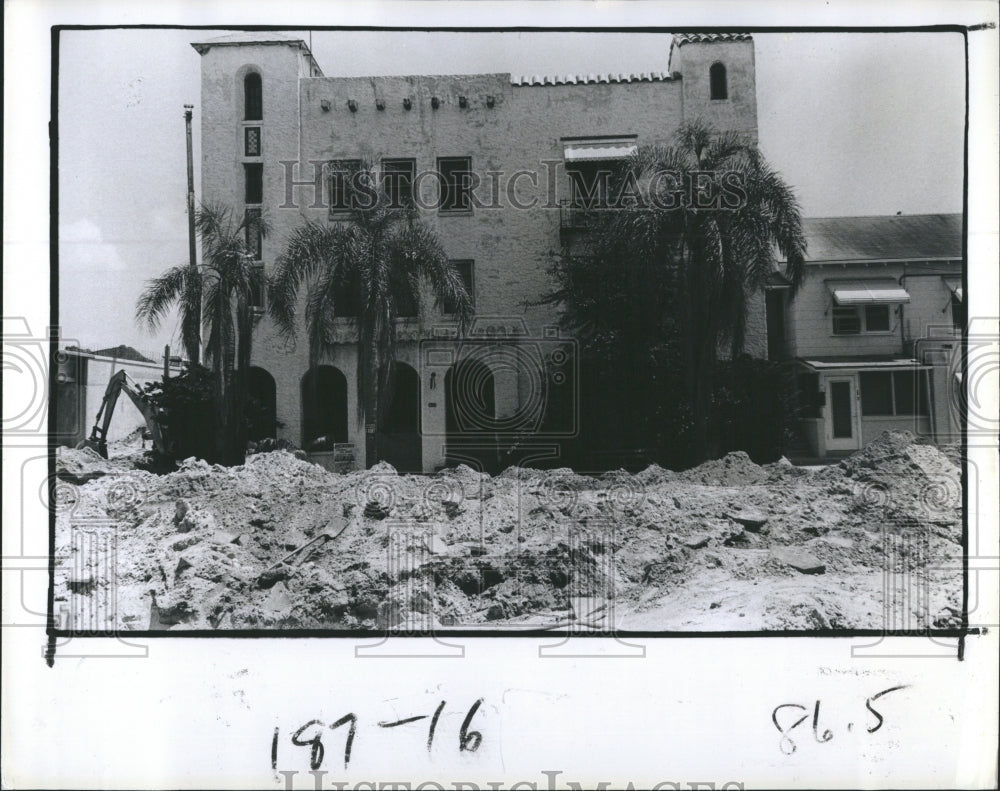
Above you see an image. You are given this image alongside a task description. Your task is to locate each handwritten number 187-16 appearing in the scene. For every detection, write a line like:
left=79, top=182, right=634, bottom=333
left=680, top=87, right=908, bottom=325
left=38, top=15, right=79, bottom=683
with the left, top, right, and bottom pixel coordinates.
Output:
left=272, top=699, right=485, bottom=771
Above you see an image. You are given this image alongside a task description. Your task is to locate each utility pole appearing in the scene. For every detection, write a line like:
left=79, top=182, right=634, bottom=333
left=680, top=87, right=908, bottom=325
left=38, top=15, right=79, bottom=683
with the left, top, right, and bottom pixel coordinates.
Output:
left=184, top=104, right=201, bottom=365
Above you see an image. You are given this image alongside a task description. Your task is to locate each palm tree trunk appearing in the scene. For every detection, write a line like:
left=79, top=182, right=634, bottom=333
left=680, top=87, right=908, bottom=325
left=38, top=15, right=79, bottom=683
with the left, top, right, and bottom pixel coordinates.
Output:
left=364, top=343, right=379, bottom=468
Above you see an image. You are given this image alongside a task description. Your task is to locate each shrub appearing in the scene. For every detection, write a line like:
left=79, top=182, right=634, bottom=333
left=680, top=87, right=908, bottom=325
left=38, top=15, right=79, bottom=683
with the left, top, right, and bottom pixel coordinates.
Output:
left=142, top=365, right=216, bottom=461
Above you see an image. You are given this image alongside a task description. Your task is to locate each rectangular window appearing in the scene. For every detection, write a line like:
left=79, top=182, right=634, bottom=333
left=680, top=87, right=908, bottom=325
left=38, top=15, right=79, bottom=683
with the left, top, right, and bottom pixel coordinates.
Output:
left=832, top=305, right=894, bottom=335
left=245, top=208, right=262, bottom=261
left=329, top=159, right=361, bottom=214
left=444, top=260, right=474, bottom=314
left=244, top=127, right=262, bottom=157
left=437, top=157, right=473, bottom=213
left=893, top=370, right=916, bottom=415
left=864, top=304, right=891, bottom=332
left=860, top=370, right=929, bottom=416
left=860, top=372, right=894, bottom=415
left=832, top=307, right=862, bottom=335
left=382, top=158, right=416, bottom=208
left=567, top=162, right=618, bottom=209
left=245, top=163, right=263, bottom=205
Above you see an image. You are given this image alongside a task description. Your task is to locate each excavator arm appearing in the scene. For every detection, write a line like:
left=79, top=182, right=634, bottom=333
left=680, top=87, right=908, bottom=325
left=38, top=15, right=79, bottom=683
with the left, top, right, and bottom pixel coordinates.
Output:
left=78, top=370, right=171, bottom=459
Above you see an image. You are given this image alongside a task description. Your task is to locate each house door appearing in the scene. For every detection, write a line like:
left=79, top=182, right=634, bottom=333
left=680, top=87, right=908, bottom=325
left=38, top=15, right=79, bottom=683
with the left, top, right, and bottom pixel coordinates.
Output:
left=826, top=376, right=860, bottom=451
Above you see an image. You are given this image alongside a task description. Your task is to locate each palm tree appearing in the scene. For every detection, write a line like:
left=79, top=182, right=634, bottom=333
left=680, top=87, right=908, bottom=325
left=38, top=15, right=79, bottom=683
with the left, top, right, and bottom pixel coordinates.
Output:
left=552, top=121, right=807, bottom=463
left=270, top=158, right=473, bottom=467
left=136, top=202, right=268, bottom=464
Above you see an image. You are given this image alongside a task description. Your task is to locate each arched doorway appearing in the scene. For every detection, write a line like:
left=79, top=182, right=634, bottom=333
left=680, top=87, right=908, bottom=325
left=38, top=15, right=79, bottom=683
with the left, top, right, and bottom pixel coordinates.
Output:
left=301, top=365, right=348, bottom=449
left=444, top=358, right=498, bottom=472
left=377, top=362, right=422, bottom=472
left=246, top=366, right=277, bottom=440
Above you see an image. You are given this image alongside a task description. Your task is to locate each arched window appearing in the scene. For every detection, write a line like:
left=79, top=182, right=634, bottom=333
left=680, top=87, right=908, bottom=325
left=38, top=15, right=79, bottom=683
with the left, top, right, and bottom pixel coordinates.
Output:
left=244, top=72, right=262, bottom=120
left=710, top=62, right=728, bottom=100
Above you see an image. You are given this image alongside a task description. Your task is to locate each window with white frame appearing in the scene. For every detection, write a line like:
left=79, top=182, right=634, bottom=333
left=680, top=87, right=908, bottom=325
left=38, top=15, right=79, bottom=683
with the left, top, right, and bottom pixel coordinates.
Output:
left=859, top=370, right=929, bottom=416
left=827, top=279, right=909, bottom=335
left=832, top=304, right=895, bottom=335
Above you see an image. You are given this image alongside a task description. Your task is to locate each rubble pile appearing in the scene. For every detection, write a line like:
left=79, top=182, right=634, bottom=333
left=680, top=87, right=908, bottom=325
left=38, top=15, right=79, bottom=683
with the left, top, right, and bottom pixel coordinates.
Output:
left=54, top=430, right=962, bottom=632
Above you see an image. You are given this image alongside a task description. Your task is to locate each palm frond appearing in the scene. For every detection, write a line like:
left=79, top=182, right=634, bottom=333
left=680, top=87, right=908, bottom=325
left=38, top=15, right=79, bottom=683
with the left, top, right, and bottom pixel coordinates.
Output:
left=135, top=264, right=193, bottom=330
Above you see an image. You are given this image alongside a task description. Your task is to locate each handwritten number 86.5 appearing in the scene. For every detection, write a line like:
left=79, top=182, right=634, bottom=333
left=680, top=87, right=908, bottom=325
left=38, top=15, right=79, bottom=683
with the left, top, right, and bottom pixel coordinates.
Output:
left=771, top=686, right=909, bottom=755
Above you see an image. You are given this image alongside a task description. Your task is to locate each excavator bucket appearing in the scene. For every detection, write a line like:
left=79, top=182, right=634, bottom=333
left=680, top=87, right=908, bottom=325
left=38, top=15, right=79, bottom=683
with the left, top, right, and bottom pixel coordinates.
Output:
left=77, top=437, right=109, bottom=459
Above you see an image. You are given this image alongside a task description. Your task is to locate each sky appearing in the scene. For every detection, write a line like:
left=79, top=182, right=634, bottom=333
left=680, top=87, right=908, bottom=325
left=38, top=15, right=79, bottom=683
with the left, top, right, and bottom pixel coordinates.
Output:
left=57, top=28, right=967, bottom=356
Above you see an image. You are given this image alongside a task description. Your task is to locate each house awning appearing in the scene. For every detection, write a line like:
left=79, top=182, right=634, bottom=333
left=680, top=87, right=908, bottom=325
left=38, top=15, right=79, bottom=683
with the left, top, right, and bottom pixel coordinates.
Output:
left=800, top=356, right=930, bottom=371
left=943, top=277, right=963, bottom=301
left=563, top=137, right=637, bottom=162
left=826, top=279, right=910, bottom=305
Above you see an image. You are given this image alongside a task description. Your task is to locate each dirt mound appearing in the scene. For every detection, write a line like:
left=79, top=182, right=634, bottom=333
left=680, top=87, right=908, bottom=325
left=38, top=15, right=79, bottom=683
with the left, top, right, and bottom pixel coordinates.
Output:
left=676, top=451, right=768, bottom=486
left=56, top=446, right=137, bottom=483
left=53, top=432, right=963, bottom=632
left=830, top=430, right=961, bottom=527
left=838, top=430, right=956, bottom=479
left=635, top=463, right=676, bottom=485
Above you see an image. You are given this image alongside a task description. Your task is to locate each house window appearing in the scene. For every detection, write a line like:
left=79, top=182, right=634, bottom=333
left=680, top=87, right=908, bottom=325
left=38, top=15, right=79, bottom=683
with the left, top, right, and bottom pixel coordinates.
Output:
left=859, top=372, right=893, bottom=415
left=437, top=157, right=473, bottom=213
left=244, top=163, right=263, bottom=204
left=382, top=158, right=416, bottom=208
left=244, top=127, right=262, bottom=157
left=444, top=260, right=474, bottom=314
left=329, top=159, right=361, bottom=214
left=859, top=371, right=929, bottom=417
left=244, top=73, right=262, bottom=121
left=832, top=307, right=862, bottom=335
left=864, top=304, right=890, bottom=332
left=710, top=62, right=728, bottom=100
left=832, top=305, right=895, bottom=335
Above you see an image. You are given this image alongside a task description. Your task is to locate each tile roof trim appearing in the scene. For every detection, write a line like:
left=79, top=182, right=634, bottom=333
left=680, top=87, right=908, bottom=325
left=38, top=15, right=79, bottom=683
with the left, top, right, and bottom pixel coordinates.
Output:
left=511, top=70, right=676, bottom=87
left=671, top=32, right=753, bottom=46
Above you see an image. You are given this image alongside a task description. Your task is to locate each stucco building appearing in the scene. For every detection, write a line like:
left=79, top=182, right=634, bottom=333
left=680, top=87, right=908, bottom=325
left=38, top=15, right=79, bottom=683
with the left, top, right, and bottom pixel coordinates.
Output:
left=191, top=31, right=766, bottom=472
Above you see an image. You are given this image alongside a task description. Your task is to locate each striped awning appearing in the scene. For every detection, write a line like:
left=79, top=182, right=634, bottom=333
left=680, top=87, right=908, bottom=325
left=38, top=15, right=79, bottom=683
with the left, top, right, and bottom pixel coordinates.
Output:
left=943, top=277, right=963, bottom=301
left=827, top=279, right=910, bottom=305
left=563, top=138, right=637, bottom=162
